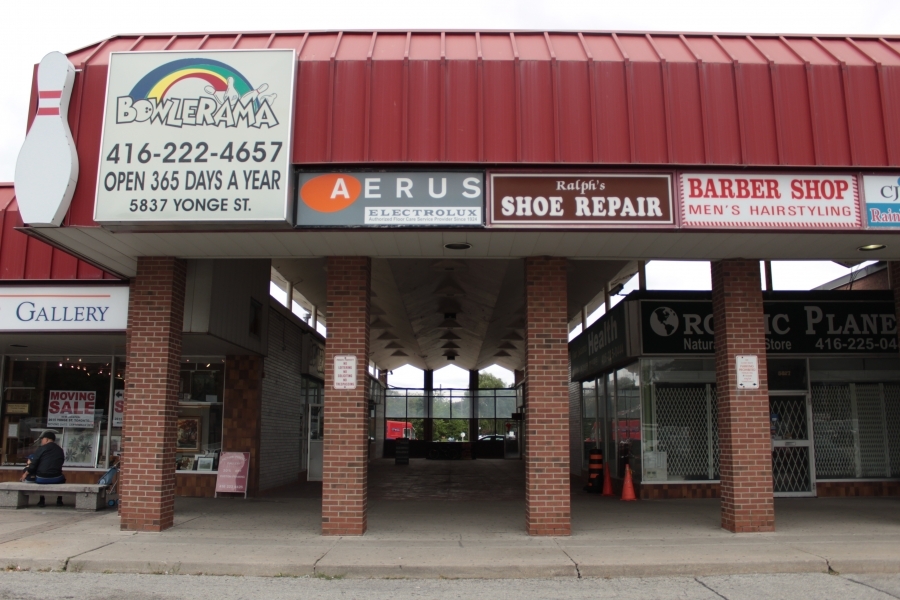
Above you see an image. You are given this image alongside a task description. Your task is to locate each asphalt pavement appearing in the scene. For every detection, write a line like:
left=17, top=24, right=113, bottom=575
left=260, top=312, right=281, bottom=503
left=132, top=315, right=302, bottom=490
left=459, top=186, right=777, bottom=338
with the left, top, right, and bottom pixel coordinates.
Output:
left=1, top=572, right=899, bottom=599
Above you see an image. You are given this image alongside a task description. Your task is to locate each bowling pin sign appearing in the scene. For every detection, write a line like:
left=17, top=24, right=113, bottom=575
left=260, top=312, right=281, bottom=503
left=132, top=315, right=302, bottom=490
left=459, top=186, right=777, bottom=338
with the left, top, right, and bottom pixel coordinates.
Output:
left=15, top=52, right=79, bottom=227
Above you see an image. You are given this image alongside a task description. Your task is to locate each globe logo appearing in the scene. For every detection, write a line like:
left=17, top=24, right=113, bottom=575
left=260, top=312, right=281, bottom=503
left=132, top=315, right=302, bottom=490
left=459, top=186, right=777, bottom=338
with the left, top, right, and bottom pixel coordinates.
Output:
left=649, top=307, right=679, bottom=337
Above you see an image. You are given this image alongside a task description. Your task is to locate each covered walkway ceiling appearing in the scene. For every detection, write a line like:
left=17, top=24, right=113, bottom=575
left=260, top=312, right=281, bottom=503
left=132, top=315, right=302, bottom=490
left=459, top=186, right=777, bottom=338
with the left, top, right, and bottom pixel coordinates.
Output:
left=28, top=228, right=900, bottom=281
left=273, top=257, right=633, bottom=372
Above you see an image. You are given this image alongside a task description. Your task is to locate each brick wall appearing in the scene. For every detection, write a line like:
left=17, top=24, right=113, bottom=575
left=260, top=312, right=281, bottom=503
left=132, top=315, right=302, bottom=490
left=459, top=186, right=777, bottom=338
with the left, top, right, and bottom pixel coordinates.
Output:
left=322, top=256, right=370, bottom=536
left=120, top=257, right=186, bottom=532
left=223, top=355, right=263, bottom=496
left=711, top=259, right=775, bottom=533
left=175, top=472, right=217, bottom=497
left=524, top=257, right=571, bottom=536
left=260, top=308, right=304, bottom=491
left=834, top=268, right=888, bottom=291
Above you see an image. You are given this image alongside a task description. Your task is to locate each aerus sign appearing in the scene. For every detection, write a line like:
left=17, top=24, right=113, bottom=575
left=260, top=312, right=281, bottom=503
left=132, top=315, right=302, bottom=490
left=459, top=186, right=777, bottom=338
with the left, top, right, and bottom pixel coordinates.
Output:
left=297, top=172, right=483, bottom=227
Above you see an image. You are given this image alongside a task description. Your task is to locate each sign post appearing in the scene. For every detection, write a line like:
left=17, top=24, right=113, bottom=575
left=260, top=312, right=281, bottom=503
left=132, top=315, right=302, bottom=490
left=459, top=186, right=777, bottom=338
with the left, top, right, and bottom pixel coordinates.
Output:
left=736, top=355, right=760, bottom=390
left=334, top=355, right=358, bottom=390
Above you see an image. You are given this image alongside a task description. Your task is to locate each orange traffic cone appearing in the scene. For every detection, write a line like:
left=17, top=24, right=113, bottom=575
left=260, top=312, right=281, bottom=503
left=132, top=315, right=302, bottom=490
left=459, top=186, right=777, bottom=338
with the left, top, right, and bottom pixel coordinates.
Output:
left=584, top=449, right=604, bottom=493
left=601, top=458, right=614, bottom=497
left=620, top=464, right=637, bottom=501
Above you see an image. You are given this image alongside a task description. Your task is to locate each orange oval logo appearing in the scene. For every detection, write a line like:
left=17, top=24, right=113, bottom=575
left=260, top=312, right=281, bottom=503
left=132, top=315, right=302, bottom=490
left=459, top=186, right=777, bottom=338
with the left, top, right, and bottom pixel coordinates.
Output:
left=300, top=174, right=362, bottom=213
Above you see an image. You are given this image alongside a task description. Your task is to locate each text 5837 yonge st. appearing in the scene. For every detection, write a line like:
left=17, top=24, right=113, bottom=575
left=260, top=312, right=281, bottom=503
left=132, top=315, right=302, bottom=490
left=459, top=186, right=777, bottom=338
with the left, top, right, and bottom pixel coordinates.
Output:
left=6, top=30, right=900, bottom=536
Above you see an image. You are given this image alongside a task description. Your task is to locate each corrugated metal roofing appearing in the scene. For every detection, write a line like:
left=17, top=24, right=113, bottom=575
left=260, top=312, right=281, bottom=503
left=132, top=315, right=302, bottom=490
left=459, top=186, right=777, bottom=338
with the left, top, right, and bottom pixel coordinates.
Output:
left=24, top=31, right=900, bottom=227
left=0, top=184, right=117, bottom=280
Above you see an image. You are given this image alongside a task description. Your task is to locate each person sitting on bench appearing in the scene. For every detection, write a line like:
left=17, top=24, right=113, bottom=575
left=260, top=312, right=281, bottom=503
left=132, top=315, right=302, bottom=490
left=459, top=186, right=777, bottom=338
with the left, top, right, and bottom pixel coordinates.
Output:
left=19, top=431, right=66, bottom=507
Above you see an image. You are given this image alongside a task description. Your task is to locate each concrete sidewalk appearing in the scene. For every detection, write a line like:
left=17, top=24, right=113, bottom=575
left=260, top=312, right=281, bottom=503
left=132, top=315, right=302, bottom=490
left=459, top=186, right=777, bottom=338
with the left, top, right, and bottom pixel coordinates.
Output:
left=0, top=494, right=897, bottom=578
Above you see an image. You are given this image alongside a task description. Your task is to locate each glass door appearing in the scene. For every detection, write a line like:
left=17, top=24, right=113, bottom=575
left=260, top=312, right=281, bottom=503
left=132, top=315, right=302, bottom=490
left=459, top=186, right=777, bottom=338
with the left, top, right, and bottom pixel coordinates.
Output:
left=770, top=394, right=816, bottom=497
left=307, top=404, right=324, bottom=481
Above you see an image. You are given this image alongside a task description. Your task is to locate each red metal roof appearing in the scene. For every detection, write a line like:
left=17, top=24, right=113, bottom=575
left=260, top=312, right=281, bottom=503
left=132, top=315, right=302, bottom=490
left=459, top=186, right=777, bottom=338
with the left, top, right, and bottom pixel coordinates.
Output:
left=0, top=184, right=117, bottom=280
left=26, top=31, right=900, bottom=227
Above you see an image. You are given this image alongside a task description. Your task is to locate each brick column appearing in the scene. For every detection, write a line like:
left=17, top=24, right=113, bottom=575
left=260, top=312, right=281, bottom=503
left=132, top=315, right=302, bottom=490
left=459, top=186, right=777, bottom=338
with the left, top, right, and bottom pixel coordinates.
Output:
left=711, top=259, right=774, bottom=533
left=120, top=257, right=186, bottom=532
left=524, top=257, right=571, bottom=536
left=223, top=356, right=263, bottom=496
left=322, top=257, right=370, bottom=535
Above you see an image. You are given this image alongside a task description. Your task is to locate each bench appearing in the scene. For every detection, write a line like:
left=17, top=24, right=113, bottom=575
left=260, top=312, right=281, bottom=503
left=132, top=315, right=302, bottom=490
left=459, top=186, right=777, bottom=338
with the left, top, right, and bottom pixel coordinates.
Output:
left=0, top=482, right=109, bottom=511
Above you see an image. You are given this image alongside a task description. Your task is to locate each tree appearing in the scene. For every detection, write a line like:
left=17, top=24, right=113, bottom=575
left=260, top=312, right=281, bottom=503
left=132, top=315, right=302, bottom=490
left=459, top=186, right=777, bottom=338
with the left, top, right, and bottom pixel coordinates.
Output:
left=478, top=372, right=507, bottom=389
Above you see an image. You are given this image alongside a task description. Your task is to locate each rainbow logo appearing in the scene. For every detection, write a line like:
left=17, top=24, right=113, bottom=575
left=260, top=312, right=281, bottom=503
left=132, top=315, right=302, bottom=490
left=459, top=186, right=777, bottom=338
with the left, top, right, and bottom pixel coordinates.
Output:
left=128, top=58, right=254, bottom=102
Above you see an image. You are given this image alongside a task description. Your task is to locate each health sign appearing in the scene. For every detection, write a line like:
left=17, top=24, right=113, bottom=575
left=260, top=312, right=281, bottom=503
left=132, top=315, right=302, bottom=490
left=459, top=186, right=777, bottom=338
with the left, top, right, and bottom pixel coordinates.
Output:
left=94, top=50, right=295, bottom=225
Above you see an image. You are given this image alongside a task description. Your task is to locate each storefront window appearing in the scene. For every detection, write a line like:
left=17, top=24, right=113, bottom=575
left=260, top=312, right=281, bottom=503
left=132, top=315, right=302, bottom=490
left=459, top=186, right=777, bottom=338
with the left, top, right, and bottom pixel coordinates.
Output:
left=616, top=364, right=641, bottom=478
left=476, top=388, right=516, bottom=441
left=2, top=356, right=114, bottom=469
left=641, top=358, right=718, bottom=483
left=176, top=358, right=225, bottom=472
left=105, top=358, right=126, bottom=468
left=810, top=358, right=900, bottom=480
left=581, top=380, right=598, bottom=466
left=606, top=372, right=617, bottom=478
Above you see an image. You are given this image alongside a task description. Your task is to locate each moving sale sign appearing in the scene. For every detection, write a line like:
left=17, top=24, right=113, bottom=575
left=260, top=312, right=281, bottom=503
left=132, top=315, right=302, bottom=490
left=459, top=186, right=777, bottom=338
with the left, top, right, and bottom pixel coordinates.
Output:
left=680, top=174, right=860, bottom=229
left=47, top=391, right=96, bottom=428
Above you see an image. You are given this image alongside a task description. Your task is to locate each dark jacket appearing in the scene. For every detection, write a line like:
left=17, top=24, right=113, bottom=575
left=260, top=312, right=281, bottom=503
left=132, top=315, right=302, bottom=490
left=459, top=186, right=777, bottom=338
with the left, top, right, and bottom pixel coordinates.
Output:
left=26, top=442, right=65, bottom=478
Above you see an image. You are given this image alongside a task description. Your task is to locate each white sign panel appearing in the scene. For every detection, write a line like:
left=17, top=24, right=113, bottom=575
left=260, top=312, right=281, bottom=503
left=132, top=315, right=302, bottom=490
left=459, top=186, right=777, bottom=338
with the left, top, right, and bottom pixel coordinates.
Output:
left=862, top=175, right=900, bottom=228
left=680, top=174, right=860, bottom=229
left=47, top=390, right=96, bottom=428
left=95, top=50, right=296, bottom=225
left=736, top=355, right=760, bottom=390
left=112, top=389, right=124, bottom=428
left=333, top=355, right=358, bottom=390
left=0, top=286, right=128, bottom=331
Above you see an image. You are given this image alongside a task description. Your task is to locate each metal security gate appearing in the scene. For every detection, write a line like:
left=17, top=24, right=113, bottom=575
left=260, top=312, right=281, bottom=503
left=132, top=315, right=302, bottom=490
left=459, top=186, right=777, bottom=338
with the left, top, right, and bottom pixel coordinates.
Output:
left=812, top=383, right=898, bottom=479
left=651, top=384, right=719, bottom=481
left=770, top=395, right=816, bottom=496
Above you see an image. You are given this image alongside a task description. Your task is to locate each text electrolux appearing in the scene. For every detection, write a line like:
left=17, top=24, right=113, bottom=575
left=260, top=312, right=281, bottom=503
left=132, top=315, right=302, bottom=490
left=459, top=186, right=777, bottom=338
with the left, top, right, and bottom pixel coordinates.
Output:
left=15, top=302, right=110, bottom=322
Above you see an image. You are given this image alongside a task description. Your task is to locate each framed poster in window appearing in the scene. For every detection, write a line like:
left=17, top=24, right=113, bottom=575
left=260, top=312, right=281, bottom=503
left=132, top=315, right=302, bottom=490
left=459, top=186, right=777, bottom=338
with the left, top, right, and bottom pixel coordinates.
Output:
left=62, top=428, right=99, bottom=467
left=176, top=417, right=202, bottom=452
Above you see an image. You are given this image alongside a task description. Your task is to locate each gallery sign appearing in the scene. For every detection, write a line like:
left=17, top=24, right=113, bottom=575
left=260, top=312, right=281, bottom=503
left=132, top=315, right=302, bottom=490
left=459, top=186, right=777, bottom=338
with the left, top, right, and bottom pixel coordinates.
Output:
left=489, top=173, right=673, bottom=227
left=0, top=285, right=128, bottom=331
left=862, top=175, right=900, bottom=228
left=680, top=173, right=860, bottom=229
left=641, top=298, right=898, bottom=355
left=94, top=50, right=296, bottom=225
left=296, top=172, right=483, bottom=227
left=47, top=391, right=96, bottom=428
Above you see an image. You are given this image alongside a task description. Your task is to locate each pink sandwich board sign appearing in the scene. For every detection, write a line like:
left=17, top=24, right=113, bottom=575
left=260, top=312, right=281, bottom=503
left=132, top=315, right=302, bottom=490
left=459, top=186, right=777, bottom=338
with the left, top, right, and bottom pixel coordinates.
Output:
left=215, top=452, right=251, bottom=499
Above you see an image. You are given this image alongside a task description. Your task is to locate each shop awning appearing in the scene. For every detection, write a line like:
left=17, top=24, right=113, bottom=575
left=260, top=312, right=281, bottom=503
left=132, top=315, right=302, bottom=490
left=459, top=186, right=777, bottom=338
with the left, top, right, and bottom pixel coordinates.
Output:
left=0, top=184, right=117, bottom=280
left=31, top=31, right=900, bottom=228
